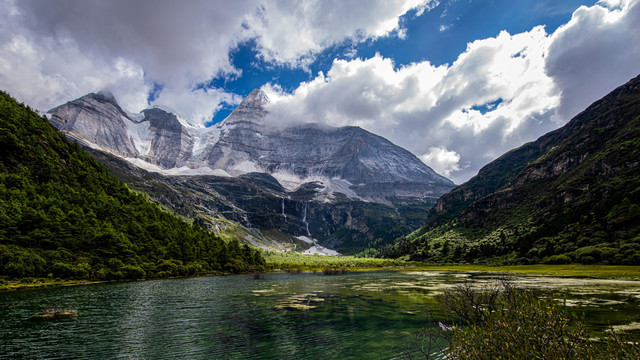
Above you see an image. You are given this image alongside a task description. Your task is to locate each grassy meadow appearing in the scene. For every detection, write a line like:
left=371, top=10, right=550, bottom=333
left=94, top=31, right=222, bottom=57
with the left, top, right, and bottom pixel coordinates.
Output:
left=264, top=252, right=640, bottom=279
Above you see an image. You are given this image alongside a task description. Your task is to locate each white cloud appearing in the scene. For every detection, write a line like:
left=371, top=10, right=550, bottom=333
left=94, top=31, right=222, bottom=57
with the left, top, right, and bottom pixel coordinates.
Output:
left=153, top=88, right=243, bottom=127
left=546, top=0, right=640, bottom=119
left=0, top=0, right=254, bottom=118
left=0, top=29, right=150, bottom=114
left=245, top=0, right=437, bottom=66
left=0, top=0, right=436, bottom=125
left=420, top=147, right=463, bottom=178
left=598, top=0, right=625, bottom=9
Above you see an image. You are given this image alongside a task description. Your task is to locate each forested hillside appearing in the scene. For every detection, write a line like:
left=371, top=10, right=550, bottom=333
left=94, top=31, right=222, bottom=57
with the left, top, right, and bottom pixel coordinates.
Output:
left=379, top=75, right=640, bottom=265
left=0, top=91, right=264, bottom=280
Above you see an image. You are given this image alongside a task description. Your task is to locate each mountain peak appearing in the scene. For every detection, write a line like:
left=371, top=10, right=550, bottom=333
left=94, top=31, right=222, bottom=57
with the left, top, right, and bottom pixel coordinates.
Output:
left=94, top=90, right=117, bottom=104
left=238, top=88, right=269, bottom=110
left=223, top=88, right=269, bottom=125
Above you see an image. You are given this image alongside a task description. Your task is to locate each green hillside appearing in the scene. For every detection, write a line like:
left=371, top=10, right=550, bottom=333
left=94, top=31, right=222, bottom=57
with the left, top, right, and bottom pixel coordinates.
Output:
left=379, top=74, right=640, bottom=265
left=0, top=91, right=264, bottom=280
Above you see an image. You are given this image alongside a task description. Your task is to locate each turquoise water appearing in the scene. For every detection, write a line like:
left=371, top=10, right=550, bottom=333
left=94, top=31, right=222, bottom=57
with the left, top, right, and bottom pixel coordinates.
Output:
left=1, top=271, right=639, bottom=359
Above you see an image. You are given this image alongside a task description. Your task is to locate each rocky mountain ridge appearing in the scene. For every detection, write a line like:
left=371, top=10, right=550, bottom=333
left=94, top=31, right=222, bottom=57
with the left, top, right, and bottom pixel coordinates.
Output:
left=48, top=88, right=454, bottom=254
left=48, top=89, right=453, bottom=205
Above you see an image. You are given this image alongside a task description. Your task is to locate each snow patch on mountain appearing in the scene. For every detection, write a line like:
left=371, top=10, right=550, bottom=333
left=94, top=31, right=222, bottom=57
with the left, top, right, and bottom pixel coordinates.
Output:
left=191, top=126, right=221, bottom=159
left=271, top=172, right=326, bottom=191
left=127, top=119, right=153, bottom=156
left=48, top=89, right=455, bottom=205
left=232, top=160, right=263, bottom=174
left=124, top=157, right=231, bottom=177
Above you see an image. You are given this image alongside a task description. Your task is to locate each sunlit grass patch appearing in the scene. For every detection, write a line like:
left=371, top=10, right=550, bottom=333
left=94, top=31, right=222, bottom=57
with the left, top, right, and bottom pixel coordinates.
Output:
left=413, top=264, right=640, bottom=280
left=263, top=254, right=640, bottom=280
left=263, top=252, right=412, bottom=270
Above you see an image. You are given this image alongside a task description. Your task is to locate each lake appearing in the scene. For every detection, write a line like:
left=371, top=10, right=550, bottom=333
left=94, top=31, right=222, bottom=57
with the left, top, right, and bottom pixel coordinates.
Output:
left=2, top=270, right=640, bottom=359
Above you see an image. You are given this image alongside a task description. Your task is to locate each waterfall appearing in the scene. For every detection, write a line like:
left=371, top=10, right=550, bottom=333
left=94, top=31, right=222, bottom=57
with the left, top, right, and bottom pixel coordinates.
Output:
left=282, top=198, right=287, bottom=223
left=302, top=202, right=311, bottom=237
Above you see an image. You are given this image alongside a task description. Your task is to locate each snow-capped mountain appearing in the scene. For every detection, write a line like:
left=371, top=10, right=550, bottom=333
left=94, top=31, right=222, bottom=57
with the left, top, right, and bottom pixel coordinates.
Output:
left=48, top=89, right=454, bottom=204
left=47, top=89, right=455, bottom=254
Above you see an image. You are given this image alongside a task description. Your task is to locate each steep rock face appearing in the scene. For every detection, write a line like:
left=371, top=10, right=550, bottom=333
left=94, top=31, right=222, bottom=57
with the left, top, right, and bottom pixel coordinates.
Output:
left=385, top=74, right=640, bottom=264
left=48, top=88, right=455, bottom=253
left=49, top=89, right=453, bottom=204
left=48, top=92, right=138, bottom=157
left=428, top=141, right=546, bottom=227
left=142, top=108, right=194, bottom=168
left=48, top=94, right=195, bottom=169
left=211, top=89, right=451, bottom=184
left=203, top=88, right=454, bottom=203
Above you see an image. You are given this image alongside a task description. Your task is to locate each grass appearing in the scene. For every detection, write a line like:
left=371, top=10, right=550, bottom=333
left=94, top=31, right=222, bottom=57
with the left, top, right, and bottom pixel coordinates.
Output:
left=3, top=260, right=639, bottom=292
left=419, top=264, right=640, bottom=280
left=264, top=253, right=640, bottom=279
left=0, top=277, right=102, bottom=292
left=264, top=252, right=413, bottom=271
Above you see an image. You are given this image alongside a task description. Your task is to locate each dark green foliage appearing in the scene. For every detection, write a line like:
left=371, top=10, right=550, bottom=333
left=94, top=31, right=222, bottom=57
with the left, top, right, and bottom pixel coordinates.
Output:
left=0, top=91, right=264, bottom=280
left=381, top=75, right=640, bottom=264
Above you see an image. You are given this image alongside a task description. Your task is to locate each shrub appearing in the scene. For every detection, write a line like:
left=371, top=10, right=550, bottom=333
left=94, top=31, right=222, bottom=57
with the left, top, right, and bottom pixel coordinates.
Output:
left=575, top=246, right=602, bottom=263
left=120, top=265, right=146, bottom=279
left=420, top=283, right=640, bottom=360
left=543, top=254, right=572, bottom=264
left=51, top=262, right=76, bottom=278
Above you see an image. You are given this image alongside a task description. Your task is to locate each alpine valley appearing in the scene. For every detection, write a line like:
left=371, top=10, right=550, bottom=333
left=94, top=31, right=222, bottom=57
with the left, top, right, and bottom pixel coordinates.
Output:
left=47, top=88, right=455, bottom=255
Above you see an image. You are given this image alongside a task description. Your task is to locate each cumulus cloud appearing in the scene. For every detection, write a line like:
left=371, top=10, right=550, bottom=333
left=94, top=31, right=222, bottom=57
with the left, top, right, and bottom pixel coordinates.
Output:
left=0, top=0, right=258, bottom=123
left=244, top=0, right=436, bottom=66
left=0, top=1, right=150, bottom=113
left=420, top=147, right=464, bottom=177
left=546, top=0, right=640, bottom=119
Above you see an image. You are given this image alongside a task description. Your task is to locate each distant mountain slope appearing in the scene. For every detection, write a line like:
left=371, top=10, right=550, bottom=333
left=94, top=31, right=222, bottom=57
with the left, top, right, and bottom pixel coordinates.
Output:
left=381, top=74, right=640, bottom=265
left=0, top=91, right=263, bottom=280
left=207, top=89, right=454, bottom=191
left=47, top=88, right=455, bottom=254
left=48, top=89, right=454, bottom=204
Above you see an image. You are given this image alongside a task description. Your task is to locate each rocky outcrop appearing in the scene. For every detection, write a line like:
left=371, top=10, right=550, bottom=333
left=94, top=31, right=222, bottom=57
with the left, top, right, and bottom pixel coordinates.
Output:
left=142, top=108, right=194, bottom=168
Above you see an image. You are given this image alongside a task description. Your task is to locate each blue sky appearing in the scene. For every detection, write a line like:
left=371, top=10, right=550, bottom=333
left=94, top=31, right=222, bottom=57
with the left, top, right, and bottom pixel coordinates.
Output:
left=1, top=0, right=639, bottom=182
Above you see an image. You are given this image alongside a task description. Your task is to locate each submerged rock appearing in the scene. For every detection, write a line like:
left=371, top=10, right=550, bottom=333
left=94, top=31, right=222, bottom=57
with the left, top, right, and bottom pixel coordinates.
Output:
left=31, top=308, right=79, bottom=321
